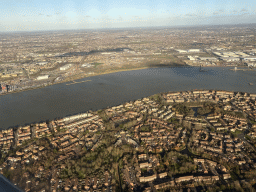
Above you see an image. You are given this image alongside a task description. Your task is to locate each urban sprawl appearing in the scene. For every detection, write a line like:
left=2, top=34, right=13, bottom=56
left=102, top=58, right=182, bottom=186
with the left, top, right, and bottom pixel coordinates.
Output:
left=1, top=89, right=256, bottom=191
left=1, top=24, right=256, bottom=94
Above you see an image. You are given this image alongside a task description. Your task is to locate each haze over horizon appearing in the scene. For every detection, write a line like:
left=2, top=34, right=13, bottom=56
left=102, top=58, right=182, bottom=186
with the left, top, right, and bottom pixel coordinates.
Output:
left=1, top=0, right=256, bottom=32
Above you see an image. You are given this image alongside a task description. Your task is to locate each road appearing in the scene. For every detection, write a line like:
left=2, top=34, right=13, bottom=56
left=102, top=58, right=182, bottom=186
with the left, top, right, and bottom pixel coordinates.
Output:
left=117, top=165, right=123, bottom=192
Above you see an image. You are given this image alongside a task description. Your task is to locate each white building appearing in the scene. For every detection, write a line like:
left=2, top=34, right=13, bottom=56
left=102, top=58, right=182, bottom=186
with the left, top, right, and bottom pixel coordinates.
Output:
left=60, top=64, right=72, bottom=70
left=188, top=49, right=200, bottom=52
left=176, top=49, right=187, bottom=53
left=101, top=52, right=113, bottom=55
left=243, top=57, right=256, bottom=61
left=220, top=57, right=240, bottom=62
left=199, top=57, right=218, bottom=61
left=37, top=75, right=49, bottom=80
left=82, top=63, right=92, bottom=67
left=37, top=62, right=48, bottom=65
left=213, top=52, right=223, bottom=57
left=188, top=56, right=197, bottom=61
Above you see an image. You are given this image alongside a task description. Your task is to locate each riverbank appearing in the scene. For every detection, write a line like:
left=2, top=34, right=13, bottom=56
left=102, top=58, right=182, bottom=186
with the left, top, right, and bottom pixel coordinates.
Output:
left=2, top=66, right=255, bottom=130
left=0, top=65, right=184, bottom=97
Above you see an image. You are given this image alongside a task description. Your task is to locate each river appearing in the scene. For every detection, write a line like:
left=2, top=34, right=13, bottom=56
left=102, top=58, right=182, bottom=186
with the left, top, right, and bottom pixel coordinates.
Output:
left=1, top=66, right=256, bottom=130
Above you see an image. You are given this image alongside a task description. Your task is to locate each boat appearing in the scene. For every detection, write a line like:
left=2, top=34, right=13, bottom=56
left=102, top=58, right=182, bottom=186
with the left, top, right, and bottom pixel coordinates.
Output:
left=249, top=83, right=253, bottom=86
left=199, top=65, right=207, bottom=72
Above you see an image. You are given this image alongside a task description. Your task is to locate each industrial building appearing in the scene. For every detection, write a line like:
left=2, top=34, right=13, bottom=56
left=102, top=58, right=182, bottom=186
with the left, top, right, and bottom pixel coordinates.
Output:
left=188, top=49, right=201, bottom=52
left=242, top=56, right=256, bottom=61
left=199, top=57, right=218, bottom=61
left=220, top=57, right=240, bottom=62
left=175, top=49, right=187, bottom=53
left=60, top=64, right=72, bottom=71
left=82, top=63, right=92, bottom=67
left=37, top=75, right=49, bottom=80
left=36, top=62, right=48, bottom=65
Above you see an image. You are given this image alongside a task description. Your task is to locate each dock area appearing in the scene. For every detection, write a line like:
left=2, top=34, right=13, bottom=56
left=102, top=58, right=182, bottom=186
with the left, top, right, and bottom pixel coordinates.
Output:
left=66, top=80, right=91, bottom=86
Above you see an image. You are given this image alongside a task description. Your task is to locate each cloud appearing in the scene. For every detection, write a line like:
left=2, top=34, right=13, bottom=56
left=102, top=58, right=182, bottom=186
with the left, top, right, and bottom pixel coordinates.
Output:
left=240, top=8, right=248, bottom=12
left=185, top=13, right=197, bottom=17
left=213, top=9, right=225, bottom=15
left=238, top=8, right=249, bottom=15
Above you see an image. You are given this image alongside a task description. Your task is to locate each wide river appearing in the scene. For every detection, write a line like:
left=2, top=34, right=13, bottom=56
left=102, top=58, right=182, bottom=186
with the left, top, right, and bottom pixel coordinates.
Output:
left=1, top=66, right=256, bottom=130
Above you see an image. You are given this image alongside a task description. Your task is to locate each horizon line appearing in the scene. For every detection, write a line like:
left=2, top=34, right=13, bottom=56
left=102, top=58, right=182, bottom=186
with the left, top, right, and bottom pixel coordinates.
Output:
left=1, top=22, right=256, bottom=34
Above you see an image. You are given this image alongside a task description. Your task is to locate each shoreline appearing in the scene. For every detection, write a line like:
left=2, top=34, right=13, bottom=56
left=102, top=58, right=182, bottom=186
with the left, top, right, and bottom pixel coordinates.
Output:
left=0, top=88, right=253, bottom=131
left=0, top=65, right=251, bottom=97
left=0, top=65, right=184, bottom=96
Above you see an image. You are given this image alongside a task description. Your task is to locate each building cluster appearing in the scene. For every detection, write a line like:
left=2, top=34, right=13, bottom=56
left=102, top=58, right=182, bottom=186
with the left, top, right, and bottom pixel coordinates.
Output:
left=1, top=88, right=256, bottom=191
left=50, top=171, right=114, bottom=192
left=0, top=112, right=110, bottom=191
left=212, top=51, right=256, bottom=63
left=191, top=120, right=256, bottom=163
left=176, top=49, right=201, bottom=53
left=0, top=112, right=103, bottom=153
left=164, top=90, right=256, bottom=123
left=116, top=89, right=256, bottom=191
left=122, top=151, right=232, bottom=192
left=134, top=119, right=183, bottom=152
left=1, top=25, right=256, bottom=95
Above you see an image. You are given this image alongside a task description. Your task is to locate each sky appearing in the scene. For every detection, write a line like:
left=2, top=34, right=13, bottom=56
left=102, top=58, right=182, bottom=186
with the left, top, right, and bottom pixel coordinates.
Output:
left=0, top=0, right=256, bottom=32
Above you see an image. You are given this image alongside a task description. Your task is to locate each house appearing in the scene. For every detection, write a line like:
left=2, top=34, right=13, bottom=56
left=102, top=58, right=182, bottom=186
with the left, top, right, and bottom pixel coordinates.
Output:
left=154, top=180, right=175, bottom=190
left=158, top=172, right=167, bottom=178
left=138, top=154, right=147, bottom=160
left=223, top=173, right=231, bottom=180
left=139, top=174, right=157, bottom=182
left=195, top=176, right=212, bottom=182
left=140, top=162, right=152, bottom=169
left=175, top=175, right=194, bottom=183
left=194, top=158, right=204, bottom=164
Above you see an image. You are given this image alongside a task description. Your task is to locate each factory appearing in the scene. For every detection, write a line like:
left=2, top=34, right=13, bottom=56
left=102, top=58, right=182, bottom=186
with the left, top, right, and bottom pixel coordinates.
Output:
left=220, top=57, right=240, bottom=62
left=187, top=56, right=218, bottom=61
left=82, top=63, right=92, bottom=68
left=37, top=75, right=49, bottom=80
left=199, top=57, right=218, bottom=61
left=188, top=49, right=201, bottom=53
left=36, top=62, right=48, bottom=66
left=60, top=64, right=72, bottom=71
left=175, top=49, right=187, bottom=53
left=176, top=49, right=201, bottom=53
left=242, top=56, right=256, bottom=61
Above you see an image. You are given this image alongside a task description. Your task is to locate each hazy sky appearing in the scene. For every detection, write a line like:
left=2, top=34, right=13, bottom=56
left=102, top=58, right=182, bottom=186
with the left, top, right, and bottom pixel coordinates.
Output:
left=0, top=0, right=256, bottom=32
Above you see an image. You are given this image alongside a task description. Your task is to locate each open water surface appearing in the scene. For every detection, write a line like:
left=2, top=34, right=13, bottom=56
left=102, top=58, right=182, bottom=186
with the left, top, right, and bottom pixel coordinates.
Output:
left=1, top=66, right=256, bottom=129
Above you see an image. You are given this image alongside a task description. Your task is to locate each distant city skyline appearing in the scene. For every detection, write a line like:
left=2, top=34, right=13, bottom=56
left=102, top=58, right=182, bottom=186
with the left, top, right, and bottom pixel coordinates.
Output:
left=0, top=0, right=256, bottom=32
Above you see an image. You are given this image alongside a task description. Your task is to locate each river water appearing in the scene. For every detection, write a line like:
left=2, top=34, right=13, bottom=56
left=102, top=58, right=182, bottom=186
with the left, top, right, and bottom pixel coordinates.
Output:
left=1, top=66, right=256, bottom=130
